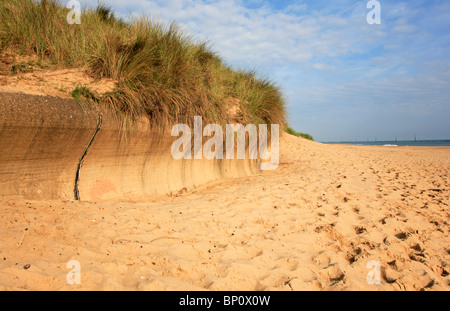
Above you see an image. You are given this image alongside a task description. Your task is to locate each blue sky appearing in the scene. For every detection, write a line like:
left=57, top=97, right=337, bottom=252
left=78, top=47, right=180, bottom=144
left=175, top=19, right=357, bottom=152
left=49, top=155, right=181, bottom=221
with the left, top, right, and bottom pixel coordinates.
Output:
left=78, top=0, right=450, bottom=142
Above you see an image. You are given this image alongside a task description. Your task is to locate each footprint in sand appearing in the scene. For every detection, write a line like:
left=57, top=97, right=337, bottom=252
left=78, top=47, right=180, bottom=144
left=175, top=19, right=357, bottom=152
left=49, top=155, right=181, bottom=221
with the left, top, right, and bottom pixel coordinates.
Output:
left=318, top=264, right=345, bottom=287
left=346, top=247, right=363, bottom=264
left=355, top=226, right=367, bottom=235
left=312, top=251, right=332, bottom=267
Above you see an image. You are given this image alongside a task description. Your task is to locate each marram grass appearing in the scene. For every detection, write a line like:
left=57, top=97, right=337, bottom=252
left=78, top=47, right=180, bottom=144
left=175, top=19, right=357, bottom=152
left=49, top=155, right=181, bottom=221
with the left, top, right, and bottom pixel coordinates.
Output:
left=286, top=126, right=314, bottom=141
left=0, top=0, right=286, bottom=131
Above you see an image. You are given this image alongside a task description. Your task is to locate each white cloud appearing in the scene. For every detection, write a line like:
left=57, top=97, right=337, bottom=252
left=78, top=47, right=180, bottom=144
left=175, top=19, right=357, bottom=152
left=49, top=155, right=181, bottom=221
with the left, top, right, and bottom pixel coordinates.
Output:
left=77, top=0, right=450, bottom=141
left=392, top=17, right=417, bottom=33
left=284, top=3, right=307, bottom=14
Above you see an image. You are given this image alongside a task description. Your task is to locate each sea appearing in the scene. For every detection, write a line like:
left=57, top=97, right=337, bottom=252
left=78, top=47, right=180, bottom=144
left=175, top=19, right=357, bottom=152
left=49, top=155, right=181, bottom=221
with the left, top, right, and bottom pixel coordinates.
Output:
left=323, top=140, right=450, bottom=147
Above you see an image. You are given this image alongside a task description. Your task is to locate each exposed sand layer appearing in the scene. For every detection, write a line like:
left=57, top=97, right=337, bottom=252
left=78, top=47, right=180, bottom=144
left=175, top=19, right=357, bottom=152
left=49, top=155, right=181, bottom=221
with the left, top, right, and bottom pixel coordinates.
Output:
left=1, top=134, right=449, bottom=291
left=0, top=53, right=116, bottom=98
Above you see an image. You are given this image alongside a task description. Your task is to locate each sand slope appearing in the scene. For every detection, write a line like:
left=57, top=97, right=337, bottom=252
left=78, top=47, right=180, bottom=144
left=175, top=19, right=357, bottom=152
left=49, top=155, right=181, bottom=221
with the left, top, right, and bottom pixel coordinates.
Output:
left=0, top=134, right=449, bottom=291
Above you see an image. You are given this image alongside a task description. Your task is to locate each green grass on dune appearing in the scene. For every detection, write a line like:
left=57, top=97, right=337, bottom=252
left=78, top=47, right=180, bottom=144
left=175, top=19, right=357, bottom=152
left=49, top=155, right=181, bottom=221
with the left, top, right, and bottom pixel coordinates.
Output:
left=0, top=0, right=286, bottom=131
left=286, top=126, right=314, bottom=141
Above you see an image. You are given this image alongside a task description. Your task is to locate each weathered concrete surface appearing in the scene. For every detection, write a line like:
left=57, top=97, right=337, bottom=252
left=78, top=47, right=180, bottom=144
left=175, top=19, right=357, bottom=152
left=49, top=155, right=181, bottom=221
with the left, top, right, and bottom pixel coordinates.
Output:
left=0, top=92, right=260, bottom=201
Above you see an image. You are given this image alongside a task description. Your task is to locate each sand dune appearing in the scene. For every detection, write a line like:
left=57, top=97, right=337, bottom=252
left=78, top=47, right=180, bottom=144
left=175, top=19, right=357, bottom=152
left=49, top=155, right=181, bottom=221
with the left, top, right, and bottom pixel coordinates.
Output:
left=0, top=134, right=448, bottom=291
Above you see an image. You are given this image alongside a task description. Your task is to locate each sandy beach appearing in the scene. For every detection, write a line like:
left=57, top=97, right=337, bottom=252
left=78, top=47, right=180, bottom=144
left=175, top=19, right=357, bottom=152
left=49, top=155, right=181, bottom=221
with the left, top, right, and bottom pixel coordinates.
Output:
left=0, top=134, right=448, bottom=291
left=1, top=0, right=449, bottom=294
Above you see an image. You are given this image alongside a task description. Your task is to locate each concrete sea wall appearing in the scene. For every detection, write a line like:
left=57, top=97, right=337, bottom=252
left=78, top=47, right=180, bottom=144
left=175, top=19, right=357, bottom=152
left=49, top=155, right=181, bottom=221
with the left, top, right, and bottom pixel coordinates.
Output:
left=0, top=92, right=260, bottom=201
